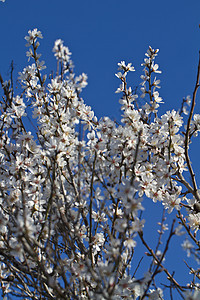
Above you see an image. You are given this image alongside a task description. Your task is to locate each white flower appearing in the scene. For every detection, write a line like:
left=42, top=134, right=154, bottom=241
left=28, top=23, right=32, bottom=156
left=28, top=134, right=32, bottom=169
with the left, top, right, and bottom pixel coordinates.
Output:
left=124, top=239, right=137, bottom=249
left=92, top=232, right=105, bottom=254
left=182, top=239, right=194, bottom=257
left=24, top=29, right=43, bottom=46
left=184, top=290, right=200, bottom=300
left=188, top=213, right=200, bottom=232
left=149, top=288, right=164, bottom=299
left=117, top=61, right=135, bottom=72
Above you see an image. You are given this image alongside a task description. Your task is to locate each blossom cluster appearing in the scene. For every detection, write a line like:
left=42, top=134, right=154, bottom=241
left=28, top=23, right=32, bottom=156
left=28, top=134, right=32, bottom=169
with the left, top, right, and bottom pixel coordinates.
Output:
left=0, top=29, right=200, bottom=299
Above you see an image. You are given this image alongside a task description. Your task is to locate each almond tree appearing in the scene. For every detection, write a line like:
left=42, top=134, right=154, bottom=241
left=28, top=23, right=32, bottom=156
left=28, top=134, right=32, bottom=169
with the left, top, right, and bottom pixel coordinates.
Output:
left=0, top=28, right=200, bottom=300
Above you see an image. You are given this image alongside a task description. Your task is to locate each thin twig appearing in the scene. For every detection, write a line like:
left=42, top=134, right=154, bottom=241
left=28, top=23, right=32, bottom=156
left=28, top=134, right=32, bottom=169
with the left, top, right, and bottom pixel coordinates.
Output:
left=185, top=51, right=200, bottom=202
left=138, top=228, right=185, bottom=297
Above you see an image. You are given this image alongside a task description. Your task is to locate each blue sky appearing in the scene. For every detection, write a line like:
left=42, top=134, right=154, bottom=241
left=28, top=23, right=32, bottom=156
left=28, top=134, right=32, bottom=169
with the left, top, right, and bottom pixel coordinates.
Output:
left=1, top=0, right=200, bottom=298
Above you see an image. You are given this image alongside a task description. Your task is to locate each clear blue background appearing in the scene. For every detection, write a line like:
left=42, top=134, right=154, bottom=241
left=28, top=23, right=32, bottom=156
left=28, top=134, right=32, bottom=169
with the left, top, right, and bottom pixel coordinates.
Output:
left=0, top=0, right=200, bottom=298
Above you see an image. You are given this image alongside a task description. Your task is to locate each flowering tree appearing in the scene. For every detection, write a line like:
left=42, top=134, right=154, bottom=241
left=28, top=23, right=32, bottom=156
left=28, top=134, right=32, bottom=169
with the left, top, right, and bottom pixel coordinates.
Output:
left=0, top=28, right=200, bottom=300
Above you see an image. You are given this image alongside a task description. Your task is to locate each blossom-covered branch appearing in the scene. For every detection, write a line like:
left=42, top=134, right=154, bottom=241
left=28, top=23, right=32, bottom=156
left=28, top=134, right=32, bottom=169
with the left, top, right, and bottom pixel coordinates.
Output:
left=0, top=29, right=200, bottom=299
